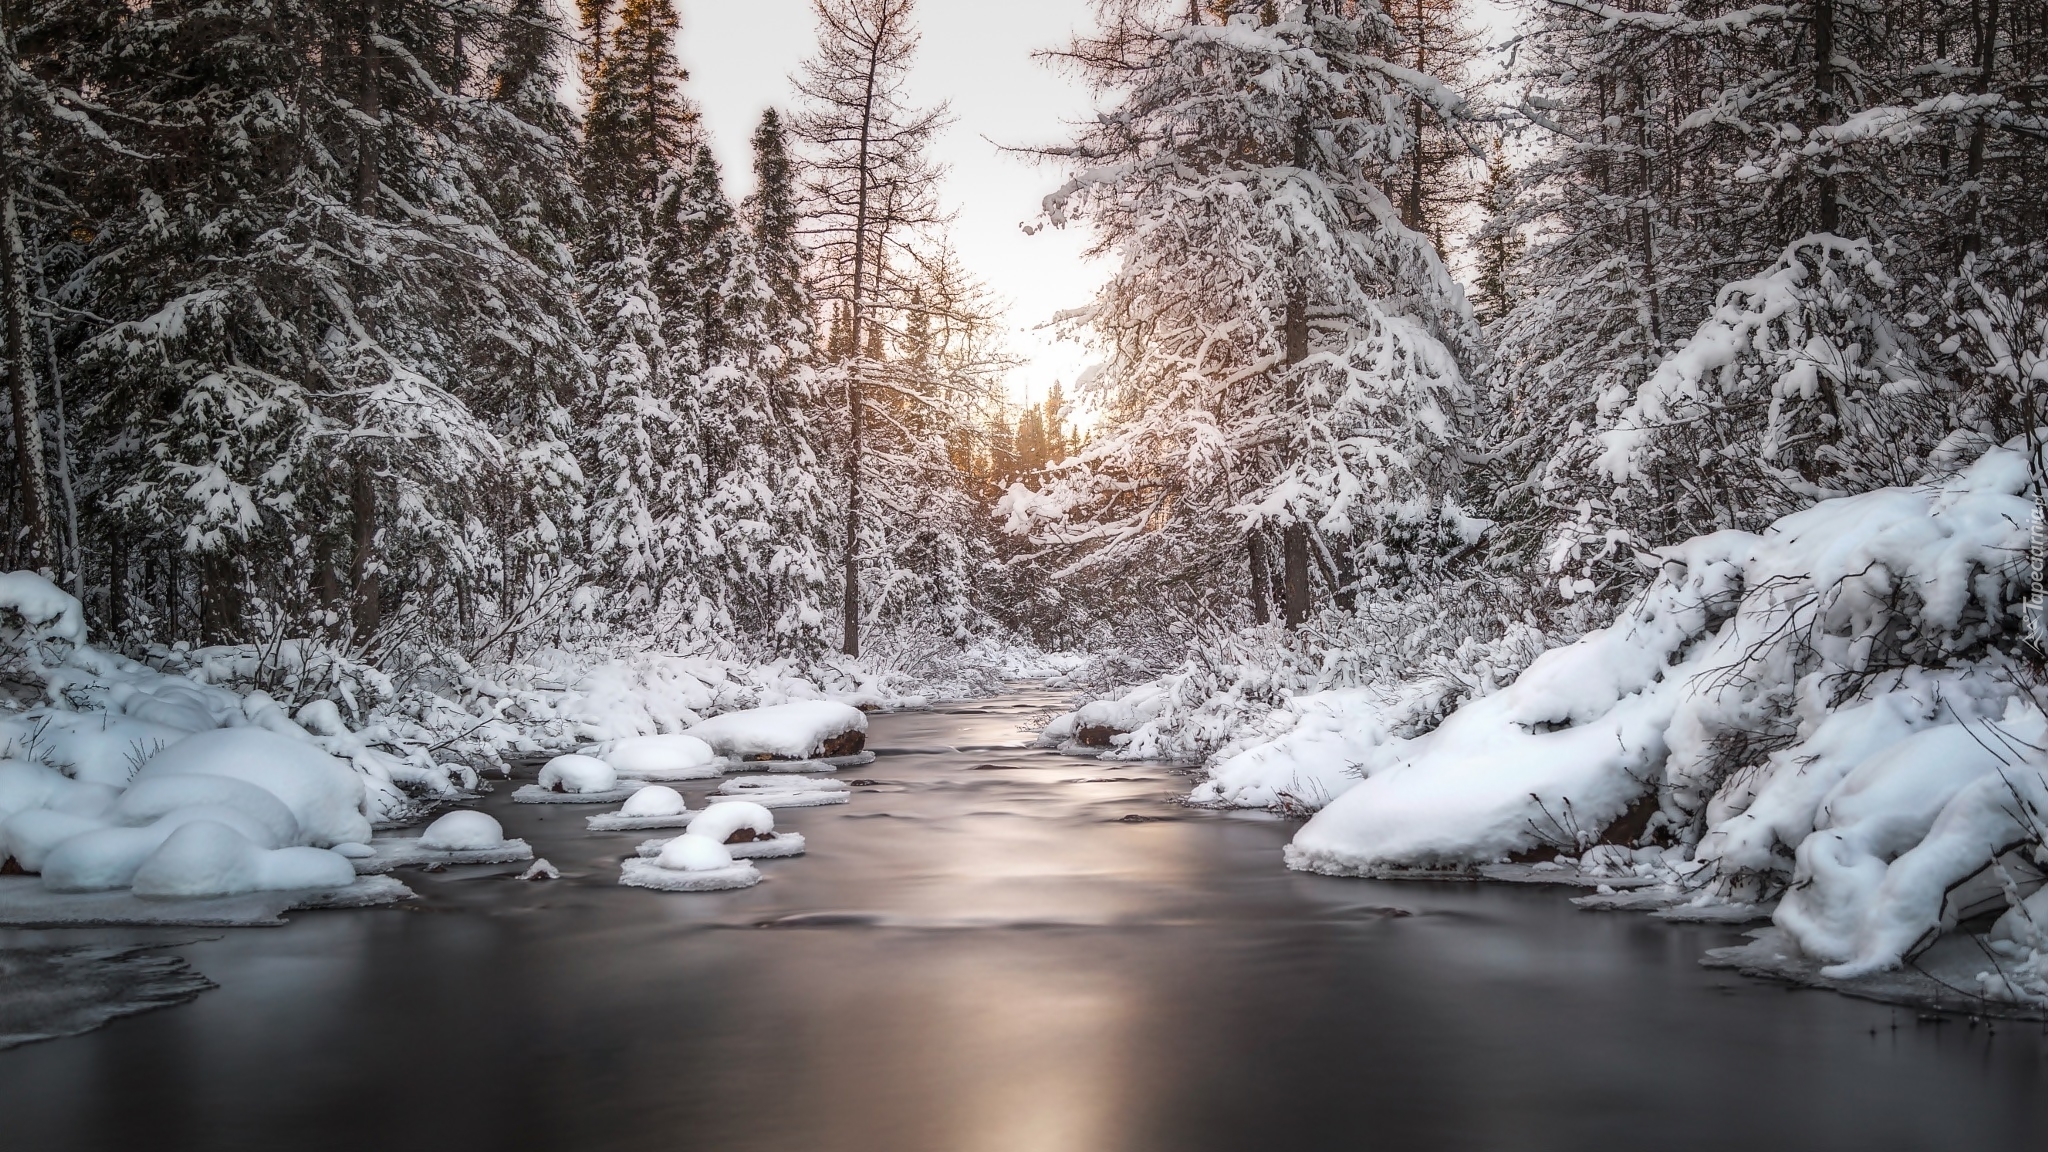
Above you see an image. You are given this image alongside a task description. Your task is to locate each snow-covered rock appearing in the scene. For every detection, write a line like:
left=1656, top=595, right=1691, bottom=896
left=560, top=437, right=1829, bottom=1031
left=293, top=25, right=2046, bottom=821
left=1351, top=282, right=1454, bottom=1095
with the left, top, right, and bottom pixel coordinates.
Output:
left=537, top=754, right=618, bottom=794
left=419, top=811, right=508, bottom=851
left=618, top=832, right=760, bottom=892
left=592, top=733, right=721, bottom=780
left=130, top=821, right=356, bottom=899
left=686, top=701, right=867, bottom=761
left=129, top=728, right=371, bottom=848
left=585, top=785, right=695, bottom=831
left=635, top=801, right=806, bottom=861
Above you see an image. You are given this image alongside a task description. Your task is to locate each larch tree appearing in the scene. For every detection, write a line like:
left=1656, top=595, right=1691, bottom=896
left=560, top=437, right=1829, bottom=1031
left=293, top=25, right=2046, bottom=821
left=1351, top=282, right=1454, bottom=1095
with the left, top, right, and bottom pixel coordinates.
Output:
left=791, top=0, right=949, bottom=657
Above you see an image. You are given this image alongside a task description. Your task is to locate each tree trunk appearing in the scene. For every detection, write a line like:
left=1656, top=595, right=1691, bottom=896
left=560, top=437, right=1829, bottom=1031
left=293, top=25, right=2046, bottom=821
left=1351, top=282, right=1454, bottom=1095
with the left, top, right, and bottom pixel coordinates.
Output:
left=351, top=463, right=381, bottom=639
left=1814, top=0, right=1839, bottom=233
left=109, top=537, right=127, bottom=638
left=1, top=186, right=53, bottom=574
left=1249, top=531, right=1273, bottom=625
left=165, top=549, right=181, bottom=641
left=357, top=3, right=382, bottom=214
left=1281, top=288, right=1313, bottom=629
left=1960, top=0, right=1999, bottom=256
left=839, top=35, right=885, bottom=659
left=1282, top=524, right=1311, bottom=630
left=199, top=552, right=239, bottom=646
left=29, top=224, right=81, bottom=598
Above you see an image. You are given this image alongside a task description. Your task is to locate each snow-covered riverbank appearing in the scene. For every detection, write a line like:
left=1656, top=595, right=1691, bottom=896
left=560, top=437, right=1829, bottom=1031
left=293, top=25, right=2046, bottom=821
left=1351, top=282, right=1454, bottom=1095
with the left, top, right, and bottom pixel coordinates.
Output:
left=1044, top=444, right=2048, bottom=1015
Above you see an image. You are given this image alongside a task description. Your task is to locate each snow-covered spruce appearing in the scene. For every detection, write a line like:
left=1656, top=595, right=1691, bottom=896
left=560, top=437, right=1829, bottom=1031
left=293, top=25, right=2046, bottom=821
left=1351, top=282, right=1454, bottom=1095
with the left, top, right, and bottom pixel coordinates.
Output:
left=586, top=785, right=695, bottom=831
left=1000, top=3, right=1480, bottom=637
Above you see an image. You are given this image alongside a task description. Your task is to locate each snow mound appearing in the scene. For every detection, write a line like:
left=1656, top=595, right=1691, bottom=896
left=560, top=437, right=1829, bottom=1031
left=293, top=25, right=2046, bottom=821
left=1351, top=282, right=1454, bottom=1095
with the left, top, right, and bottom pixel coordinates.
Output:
left=635, top=831, right=805, bottom=860
left=537, top=754, right=618, bottom=794
left=419, top=811, right=507, bottom=851
left=0, top=570, right=88, bottom=651
left=130, top=728, right=371, bottom=847
left=686, top=701, right=867, bottom=760
left=42, top=806, right=292, bottom=892
left=622, top=785, right=688, bottom=817
left=584, top=785, right=693, bottom=831
left=619, top=833, right=761, bottom=891
left=715, top=775, right=850, bottom=796
left=593, top=734, right=721, bottom=780
left=618, top=856, right=760, bottom=891
left=1, top=810, right=112, bottom=872
left=130, top=821, right=355, bottom=899
left=657, top=833, right=736, bottom=871
left=110, top=775, right=301, bottom=848
left=686, top=801, right=775, bottom=843
left=709, top=790, right=847, bottom=810
left=1286, top=446, right=2039, bottom=882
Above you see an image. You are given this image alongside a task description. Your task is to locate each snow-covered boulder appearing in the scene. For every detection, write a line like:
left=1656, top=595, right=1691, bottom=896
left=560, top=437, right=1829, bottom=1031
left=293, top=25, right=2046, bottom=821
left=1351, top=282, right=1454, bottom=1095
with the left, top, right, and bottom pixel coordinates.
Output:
left=130, top=821, right=356, bottom=899
left=356, top=810, right=531, bottom=874
left=619, top=832, right=760, bottom=892
left=592, top=733, right=721, bottom=780
left=538, top=754, right=617, bottom=793
left=686, top=701, right=867, bottom=761
left=130, top=728, right=371, bottom=847
left=638, top=799, right=806, bottom=861
left=585, top=785, right=693, bottom=832
left=514, top=754, right=633, bottom=804
left=419, top=810, right=508, bottom=851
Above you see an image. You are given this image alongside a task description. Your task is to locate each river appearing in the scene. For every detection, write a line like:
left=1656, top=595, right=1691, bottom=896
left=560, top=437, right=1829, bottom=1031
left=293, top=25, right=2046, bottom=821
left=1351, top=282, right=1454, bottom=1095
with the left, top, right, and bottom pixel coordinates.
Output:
left=3, top=688, right=2045, bottom=1150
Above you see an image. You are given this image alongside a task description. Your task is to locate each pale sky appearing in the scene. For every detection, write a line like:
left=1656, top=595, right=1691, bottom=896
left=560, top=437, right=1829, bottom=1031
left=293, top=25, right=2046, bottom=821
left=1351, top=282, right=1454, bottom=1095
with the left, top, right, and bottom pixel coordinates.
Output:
left=675, top=0, right=1109, bottom=409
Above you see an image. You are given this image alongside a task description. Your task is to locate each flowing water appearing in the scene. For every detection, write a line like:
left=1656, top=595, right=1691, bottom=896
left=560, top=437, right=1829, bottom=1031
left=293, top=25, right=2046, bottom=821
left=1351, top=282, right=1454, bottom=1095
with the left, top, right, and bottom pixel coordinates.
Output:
left=3, top=689, right=2045, bottom=1150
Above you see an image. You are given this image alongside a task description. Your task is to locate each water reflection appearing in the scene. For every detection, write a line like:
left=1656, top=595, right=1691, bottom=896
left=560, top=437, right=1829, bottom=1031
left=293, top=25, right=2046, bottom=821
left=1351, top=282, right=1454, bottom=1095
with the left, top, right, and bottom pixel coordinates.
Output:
left=2, top=690, right=2044, bottom=1151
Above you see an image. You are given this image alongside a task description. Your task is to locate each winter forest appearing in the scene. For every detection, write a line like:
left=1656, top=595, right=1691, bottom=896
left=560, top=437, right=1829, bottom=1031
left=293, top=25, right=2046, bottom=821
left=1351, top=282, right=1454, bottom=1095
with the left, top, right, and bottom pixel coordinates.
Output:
left=5, top=0, right=2048, bottom=1126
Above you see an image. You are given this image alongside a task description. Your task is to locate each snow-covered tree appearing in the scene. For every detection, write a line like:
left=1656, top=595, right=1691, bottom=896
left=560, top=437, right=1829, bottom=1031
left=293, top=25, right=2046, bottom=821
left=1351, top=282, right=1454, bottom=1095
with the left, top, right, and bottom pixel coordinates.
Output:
left=43, top=0, right=590, bottom=654
left=576, top=0, right=706, bottom=629
left=792, top=0, right=951, bottom=657
left=1001, top=0, right=1481, bottom=631
left=1486, top=0, right=2048, bottom=605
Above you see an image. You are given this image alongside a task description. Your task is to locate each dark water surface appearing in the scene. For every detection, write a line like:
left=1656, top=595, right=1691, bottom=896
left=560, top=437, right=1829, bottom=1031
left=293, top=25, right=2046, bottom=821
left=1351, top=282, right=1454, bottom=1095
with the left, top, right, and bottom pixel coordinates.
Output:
left=3, top=689, right=2045, bottom=1151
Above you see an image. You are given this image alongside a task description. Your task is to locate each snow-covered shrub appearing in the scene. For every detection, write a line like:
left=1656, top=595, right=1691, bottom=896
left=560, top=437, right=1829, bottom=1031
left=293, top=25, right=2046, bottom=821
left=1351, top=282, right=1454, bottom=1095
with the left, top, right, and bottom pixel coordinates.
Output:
left=1280, top=441, right=2048, bottom=981
left=1041, top=580, right=1564, bottom=783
